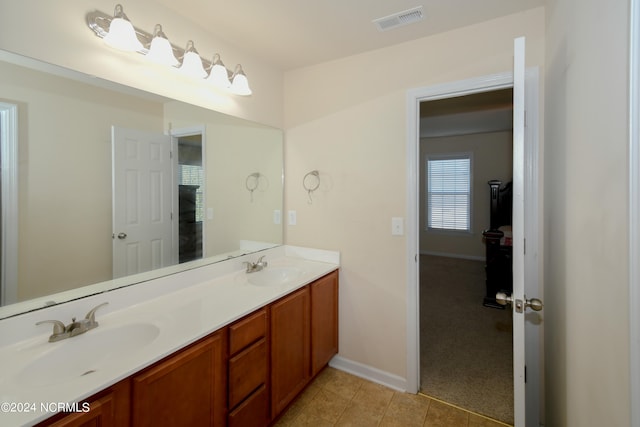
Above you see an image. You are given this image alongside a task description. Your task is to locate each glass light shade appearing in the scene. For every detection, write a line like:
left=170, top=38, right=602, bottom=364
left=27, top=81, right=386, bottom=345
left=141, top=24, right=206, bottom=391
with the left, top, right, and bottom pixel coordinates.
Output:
left=206, top=54, right=231, bottom=88
left=179, top=41, right=207, bottom=79
left=230, top=65, right=252, bottom=96
left=103, top=5, right=143, bottom=52
left=145, top=25, right=179, bottom=66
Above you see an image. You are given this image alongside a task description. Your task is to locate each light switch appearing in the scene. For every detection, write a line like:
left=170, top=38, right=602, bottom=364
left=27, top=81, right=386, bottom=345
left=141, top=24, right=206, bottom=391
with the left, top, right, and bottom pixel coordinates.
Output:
left=288, top=210, right=297, bottom=226
left=207, top=208, right=214, bottom=220
left=391, top=217, right=404, bottom=236
left=273, top=209, right=282, bottom=225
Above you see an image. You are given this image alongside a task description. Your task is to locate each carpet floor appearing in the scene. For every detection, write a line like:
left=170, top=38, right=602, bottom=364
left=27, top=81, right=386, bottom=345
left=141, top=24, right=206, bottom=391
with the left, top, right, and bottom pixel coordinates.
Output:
left=419, top=255, right=514, bottom=425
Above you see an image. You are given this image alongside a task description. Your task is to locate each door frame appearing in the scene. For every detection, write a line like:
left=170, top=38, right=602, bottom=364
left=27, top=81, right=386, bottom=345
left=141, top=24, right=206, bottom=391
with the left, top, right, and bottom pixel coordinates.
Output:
left=629, top=0, right=640, bottom=424
left=0, top=102, right=18, bottom=306
left=405, top=70, right=542, bottom=424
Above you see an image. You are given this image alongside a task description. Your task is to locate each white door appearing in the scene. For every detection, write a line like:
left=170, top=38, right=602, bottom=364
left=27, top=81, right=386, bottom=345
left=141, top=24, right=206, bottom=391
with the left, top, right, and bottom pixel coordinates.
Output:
left=497, top=36, right=544, bottom=427
left=112, top=126, right=174, bottom=278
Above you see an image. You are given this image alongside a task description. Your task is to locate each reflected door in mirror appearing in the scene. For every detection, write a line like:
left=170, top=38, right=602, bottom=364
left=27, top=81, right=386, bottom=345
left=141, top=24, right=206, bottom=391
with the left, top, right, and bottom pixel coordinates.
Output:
left=112, top=126, right=174, bottom=278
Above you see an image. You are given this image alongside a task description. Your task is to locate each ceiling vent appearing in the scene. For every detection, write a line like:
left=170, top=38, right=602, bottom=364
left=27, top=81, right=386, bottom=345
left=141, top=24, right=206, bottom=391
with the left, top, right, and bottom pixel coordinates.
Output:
left=373, top=6, right=424, bottom=32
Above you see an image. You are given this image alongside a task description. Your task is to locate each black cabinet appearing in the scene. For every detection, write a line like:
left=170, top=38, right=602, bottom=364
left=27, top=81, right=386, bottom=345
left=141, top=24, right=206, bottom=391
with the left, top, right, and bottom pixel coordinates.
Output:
left=482, top=180, right=513, bottom=308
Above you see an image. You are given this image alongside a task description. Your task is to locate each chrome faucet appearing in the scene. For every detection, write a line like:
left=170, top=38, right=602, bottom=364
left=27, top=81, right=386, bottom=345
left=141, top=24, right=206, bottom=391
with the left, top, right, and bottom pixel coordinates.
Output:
left=243, top=256, right=268, bottom=273
left=36, top=302, right=109, bottom=343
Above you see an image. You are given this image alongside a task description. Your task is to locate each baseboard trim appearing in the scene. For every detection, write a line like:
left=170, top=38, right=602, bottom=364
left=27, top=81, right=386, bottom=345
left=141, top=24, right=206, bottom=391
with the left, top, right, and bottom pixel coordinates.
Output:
left=421, top=250, right=484, bottom=262
left=329, top=355, right=408, bottom=392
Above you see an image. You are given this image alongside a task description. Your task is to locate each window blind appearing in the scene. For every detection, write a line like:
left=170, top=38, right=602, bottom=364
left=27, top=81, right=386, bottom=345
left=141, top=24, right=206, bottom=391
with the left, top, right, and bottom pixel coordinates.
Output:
left=427, top=156, right=471, bottom=231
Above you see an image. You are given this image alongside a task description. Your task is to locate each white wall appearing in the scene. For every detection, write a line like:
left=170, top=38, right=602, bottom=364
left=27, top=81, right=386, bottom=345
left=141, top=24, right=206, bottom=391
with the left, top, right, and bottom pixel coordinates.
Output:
left=284, top=8, right=545, bottom=380
left=0, top=0, right=284, bottom=128
left=544, top=0, right=631, bottom=425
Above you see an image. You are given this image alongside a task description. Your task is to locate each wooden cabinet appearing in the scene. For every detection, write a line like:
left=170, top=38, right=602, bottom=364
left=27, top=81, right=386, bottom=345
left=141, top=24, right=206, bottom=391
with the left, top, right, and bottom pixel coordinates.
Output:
left=131, top=331, right=226, bottom=427
left=38, top=380, right=130, bottom=427
left=38, top=268, right=339, bottom=427
left=228, top=308, right=269, bottom=427
left=270, top=287, right=311, bottom=417
left=311, top=270, right=339, bottom=376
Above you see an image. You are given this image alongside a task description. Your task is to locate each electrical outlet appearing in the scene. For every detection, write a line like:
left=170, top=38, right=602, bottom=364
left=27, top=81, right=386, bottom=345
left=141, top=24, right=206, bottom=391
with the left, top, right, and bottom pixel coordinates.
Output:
left=288, top=210, right=297, bottom=226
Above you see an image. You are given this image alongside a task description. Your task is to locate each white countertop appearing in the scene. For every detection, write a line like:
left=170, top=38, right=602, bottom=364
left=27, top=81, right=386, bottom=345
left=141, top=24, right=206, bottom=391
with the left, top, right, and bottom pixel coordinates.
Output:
left=0, top=246, right=339, bottom=426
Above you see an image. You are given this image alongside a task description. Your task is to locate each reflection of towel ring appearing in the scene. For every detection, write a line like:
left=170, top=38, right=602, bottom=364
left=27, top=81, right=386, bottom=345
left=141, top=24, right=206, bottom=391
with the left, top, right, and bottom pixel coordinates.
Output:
left=303, top=170, right=320, bottom=204
left=246, top=172, right=260, bottom=202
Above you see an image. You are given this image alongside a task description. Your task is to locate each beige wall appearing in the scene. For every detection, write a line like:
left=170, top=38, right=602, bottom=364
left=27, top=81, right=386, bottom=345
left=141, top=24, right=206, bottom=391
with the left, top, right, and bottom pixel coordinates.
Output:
left=420, top=131, right=513, bottom=259
left=284, top=8, right=545, bottom=378
left=0, top=0, right=284, bottom=128
left=544, top=0, right=631, bottom=425
left=0, top=61, right=164, bottom=300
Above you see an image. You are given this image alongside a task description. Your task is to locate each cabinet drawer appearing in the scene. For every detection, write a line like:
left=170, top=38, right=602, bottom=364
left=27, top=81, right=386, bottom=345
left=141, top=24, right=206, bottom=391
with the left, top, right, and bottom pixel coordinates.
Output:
left=229, top=337, right=268, bottom=409
left=229, top=308, right=267, bottom=354
left=228, top=384, right=269, bottom=427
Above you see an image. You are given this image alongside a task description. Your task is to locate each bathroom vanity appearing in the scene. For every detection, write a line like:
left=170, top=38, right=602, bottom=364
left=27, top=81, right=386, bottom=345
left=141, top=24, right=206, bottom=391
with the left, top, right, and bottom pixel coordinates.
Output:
left=0, top=246, right=339, bottom=427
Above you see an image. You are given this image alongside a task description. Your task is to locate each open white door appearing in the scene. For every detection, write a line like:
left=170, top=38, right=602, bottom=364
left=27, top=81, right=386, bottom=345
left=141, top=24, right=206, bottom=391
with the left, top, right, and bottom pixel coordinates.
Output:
left=512, top=35, right=528, bottom=427
left=112, top=126, right=174, bottom=278
left=406, top=36, right=542, bottom=426
left=496, top=36, right=544, bottom=427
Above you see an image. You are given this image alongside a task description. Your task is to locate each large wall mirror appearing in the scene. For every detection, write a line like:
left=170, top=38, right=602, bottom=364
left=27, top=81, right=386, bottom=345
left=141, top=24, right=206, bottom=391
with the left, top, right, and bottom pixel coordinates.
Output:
left=0, top=50, right=284, bottom=320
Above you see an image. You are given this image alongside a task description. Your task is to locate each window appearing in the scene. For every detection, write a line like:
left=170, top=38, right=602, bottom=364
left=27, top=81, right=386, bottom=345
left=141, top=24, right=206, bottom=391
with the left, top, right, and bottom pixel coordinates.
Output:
left=426, top=154, right=472, bottom=232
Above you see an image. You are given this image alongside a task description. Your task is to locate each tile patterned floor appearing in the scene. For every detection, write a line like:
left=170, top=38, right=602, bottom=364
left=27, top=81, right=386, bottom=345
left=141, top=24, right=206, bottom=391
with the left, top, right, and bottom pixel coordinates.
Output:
left=275, top=367, right=511, bottom=427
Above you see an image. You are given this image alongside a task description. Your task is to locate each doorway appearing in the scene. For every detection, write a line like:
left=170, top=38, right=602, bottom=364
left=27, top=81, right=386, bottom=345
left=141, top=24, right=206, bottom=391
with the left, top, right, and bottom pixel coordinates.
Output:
left=171, top=126, right=206, bottom=264
left=419, top=89, right=514, bottom=424
left=176, top=133, right=204, bottom=263
left=406, top=69, right=542, bottom=427
left=0, top=102, right=18, bottom=306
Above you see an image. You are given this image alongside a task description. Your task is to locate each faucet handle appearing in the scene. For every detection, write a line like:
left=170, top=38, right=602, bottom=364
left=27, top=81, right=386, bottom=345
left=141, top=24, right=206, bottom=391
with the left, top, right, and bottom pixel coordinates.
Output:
left=36, top=320, right=66, bottom=335
left=84, top=302, right=109, bottom=325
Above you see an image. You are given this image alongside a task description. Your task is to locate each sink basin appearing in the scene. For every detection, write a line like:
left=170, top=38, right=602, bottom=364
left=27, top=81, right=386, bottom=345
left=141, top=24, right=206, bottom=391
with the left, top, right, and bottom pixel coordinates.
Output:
left=15, top=323, right=160, bottom=387
left=247, top=266, right=304, bottom=287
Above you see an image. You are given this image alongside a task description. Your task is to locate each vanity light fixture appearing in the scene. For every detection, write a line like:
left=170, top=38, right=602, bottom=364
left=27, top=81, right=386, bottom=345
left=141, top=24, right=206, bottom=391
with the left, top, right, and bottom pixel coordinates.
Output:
left=206, top=54, right=232, bottom=88
left=230, top=65, right=252, bottom=96
left=102, top=4, right=144, bottom=51
left=86, top=4, right=252, bottom=96
left=145, top=24, right=179, bottom=66
left=179, top=40, right=207, bottom=78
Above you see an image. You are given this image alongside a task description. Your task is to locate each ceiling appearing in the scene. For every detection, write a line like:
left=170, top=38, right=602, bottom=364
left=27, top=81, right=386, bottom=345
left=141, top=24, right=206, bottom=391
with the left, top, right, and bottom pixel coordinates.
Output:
left=420, top=89, right=514, bottom=137
left=154, top=0, right=545, bottom=71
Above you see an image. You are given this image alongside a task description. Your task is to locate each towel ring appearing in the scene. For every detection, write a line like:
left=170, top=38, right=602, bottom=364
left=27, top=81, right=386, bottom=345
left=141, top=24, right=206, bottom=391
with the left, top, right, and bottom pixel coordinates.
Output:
left=246, top=172, right=260, bottom=202
left=303, top=170, right=320, bottom=204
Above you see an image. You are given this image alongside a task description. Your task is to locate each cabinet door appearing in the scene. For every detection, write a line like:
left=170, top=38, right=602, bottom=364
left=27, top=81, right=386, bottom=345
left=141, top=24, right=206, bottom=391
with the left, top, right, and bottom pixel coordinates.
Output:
left=270, top=287, right=310, bottom=417
left=39, top=379, right=130, bottom=427
left=132, top=331, right=226, bottom=427
left=311, top=270, right=339, bottom=376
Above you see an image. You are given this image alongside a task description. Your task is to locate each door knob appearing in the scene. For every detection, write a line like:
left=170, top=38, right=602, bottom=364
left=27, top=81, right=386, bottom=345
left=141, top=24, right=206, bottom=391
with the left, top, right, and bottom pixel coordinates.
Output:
left=496, top=292, right=543, bottom=313
left=117, top=232, right=127, bottom=240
